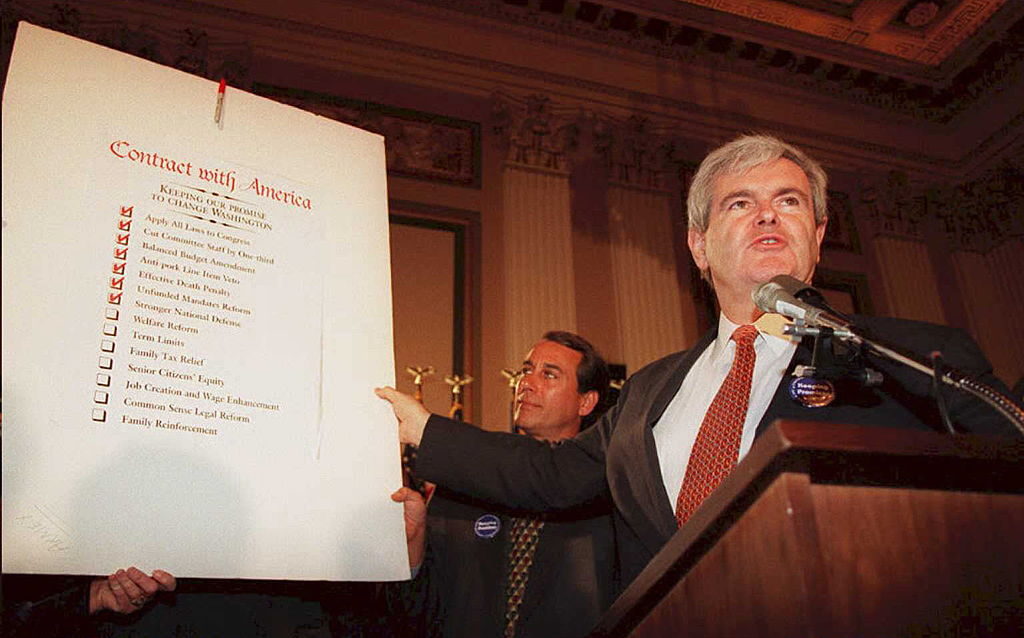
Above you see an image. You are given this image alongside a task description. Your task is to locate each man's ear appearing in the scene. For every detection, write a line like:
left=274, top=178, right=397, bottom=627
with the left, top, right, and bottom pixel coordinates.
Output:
left=688, top=228, right=708, bottom=271
left=814, top=217, right=828, bottom=263
left=578, top=390, right=599, bottom=417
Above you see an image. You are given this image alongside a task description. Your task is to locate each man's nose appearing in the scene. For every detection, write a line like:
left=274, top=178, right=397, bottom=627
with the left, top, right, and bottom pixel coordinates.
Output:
left=754, top=201, right=778, bottom=224
left=518, top=373, right=536, bottom=393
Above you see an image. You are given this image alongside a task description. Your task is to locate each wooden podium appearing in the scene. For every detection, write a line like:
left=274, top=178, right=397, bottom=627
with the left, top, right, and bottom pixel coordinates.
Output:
left=590, top=420, right=1024, bottom=638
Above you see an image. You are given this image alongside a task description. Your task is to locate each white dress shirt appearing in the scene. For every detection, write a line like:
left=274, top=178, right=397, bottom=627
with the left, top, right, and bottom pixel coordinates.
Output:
left=653, top=313, right=798, bottom=508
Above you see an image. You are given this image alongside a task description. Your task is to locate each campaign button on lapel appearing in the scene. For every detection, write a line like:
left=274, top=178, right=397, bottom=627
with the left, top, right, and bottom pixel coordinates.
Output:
left=474, top=514, right=501, bottom=539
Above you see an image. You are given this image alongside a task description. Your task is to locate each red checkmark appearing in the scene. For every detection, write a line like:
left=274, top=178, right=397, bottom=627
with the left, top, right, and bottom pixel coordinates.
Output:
left=116, top=233, right=130, bottom=245
left=120, top=205, right=133, bottom=218
left=118, top=219, right=132, bottom=231
left=110, top=276, right=124, bottom=290
left=112, top=262, right=125, bottom=275
left=114, top=247, right=128, bottom=260
left=108, top=292, right=122, bottom=305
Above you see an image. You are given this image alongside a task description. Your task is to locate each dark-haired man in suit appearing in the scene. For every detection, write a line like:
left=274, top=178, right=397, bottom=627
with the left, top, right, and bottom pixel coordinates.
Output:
left=389, top=331, right=616, bottom=637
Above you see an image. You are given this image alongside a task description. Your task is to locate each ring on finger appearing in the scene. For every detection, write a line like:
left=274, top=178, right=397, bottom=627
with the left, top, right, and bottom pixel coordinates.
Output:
left=130, top=597, right=146, bottom=607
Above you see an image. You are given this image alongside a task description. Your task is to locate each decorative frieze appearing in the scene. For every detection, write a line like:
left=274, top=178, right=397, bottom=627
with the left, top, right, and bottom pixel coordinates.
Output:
left=593, top=114, right=681, bottom=189
left=857, top=171, right=929, bottom=240
left=491, top=92, right=685, bottom=189
left=931, top=162, right=1024, bottom=252
left=414, top=0, right=1024, bottom=124
left=857, top=162, right=1024, bottom=252
left=260, top=85, right=480, bottom=187
left=491, top=93, right=580, bottom=172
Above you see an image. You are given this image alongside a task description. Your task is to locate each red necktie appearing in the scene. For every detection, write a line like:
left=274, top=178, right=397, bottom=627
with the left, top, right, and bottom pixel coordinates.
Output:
left=674, top=324, right=758, bottom=527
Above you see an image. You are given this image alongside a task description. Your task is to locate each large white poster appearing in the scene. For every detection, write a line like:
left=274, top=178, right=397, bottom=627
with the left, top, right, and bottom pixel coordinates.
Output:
left=2, top=23, right=408, bottom=581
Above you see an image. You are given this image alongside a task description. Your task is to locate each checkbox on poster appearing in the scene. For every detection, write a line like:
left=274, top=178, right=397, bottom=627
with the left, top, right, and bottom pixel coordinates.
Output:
left=110, top=276, right=124, bottom=290
left=116, top=232, right=130, bottom=245
left=112, top=262, right=126, bottom=275
left=93, top=390, right=109, bottom=404
left=103, top=323, right=117, bottom=336
left=92, top=408, right=107, bottom=422
left=120, top=205, right=133, bottom=218
left=118, top=218, right=132, bottom=231
left=99, top=356, right=113, bottom=369
left=114, top=247, right=128, bottom=260
left=108, top=291, right=122, bottom=305
left=101, top=340, right=115, bottom=353
left=96, top=373, right=111, bottom=386
left=105, top=307, right=120, bottom=320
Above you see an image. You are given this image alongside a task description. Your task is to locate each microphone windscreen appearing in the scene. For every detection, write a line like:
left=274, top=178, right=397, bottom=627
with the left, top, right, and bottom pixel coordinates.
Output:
left=751, top=281, right=784, bottom=314
left=768, top=274, right=808, bottom=296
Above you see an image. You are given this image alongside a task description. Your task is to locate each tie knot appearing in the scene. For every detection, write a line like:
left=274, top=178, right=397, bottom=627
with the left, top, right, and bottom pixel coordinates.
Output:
left=731, top=325, right=758, bottom=347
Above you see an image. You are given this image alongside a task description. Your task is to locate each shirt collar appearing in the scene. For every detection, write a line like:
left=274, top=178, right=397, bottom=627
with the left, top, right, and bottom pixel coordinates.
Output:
left=754, top=311, right=801, bottom=349
left=713, top=312, right=798, bottom=360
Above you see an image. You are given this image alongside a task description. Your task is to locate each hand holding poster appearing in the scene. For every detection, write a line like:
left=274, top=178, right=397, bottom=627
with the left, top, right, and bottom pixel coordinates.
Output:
left=2, top=23, right=407, bottom=581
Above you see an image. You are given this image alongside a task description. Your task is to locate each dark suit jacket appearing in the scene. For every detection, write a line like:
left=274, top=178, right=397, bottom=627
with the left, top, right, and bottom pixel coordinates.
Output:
left=1, top=574, right=92, bottom=638
left=0, top=574, right=363, bottom=638
left=391, top=489, right=615, bottom=637
left=417, top=316, right=1019, bottom=597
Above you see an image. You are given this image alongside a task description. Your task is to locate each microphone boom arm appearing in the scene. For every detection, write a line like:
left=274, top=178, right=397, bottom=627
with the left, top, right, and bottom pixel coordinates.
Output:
left=855, top=332, right=1024, bottom=437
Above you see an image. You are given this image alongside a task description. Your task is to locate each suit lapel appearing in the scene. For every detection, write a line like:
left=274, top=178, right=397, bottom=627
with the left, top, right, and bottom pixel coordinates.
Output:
left=618, top=328, right=719, bottom=551
left=647, top=328, right=718, bottom=429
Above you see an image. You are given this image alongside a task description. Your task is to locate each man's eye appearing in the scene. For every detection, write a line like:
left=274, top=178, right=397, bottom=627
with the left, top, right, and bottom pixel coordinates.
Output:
left=779, top=196, right=801, bottom=207
left=727, top=200, right=750, bottom=211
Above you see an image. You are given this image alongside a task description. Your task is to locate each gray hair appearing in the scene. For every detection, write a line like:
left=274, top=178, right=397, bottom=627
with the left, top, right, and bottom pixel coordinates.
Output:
left=686, top=134, right=828, bottom=233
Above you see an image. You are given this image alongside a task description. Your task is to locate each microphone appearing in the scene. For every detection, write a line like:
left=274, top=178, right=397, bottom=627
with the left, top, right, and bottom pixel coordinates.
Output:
left=752, top=275, right=852, bottom=333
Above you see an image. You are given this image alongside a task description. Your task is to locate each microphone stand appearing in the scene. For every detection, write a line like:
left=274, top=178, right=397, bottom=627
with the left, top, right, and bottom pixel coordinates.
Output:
left=787, top=322, right=882, bottom=387
left=785, top=320, right=1024, bottom=437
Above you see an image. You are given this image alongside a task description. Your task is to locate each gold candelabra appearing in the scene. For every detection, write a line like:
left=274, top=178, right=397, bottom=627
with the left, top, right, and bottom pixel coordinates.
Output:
left=501, top=367, right=524, bottom=432
left=444, top=374, right=473, bottom=420
left=405, top=365, right=435, bottom=403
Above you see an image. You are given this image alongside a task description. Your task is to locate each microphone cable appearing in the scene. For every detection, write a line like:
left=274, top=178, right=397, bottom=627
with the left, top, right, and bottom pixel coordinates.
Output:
left=930, top=351, right=956, bottom=435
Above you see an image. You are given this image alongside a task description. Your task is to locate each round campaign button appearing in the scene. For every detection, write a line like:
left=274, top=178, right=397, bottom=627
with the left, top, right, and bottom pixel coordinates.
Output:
left=474, top=514, right=501, bottom=539
left=789, top=376, right=836, bottom=408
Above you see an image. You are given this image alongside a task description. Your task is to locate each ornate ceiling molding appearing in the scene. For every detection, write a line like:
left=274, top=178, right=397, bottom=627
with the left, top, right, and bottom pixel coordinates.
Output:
left=2, top=0, right=1019, bottom=180
left=665, top=0, right=1008, bottom=67
left=1, top=0, right=253, bottom=86
left=412, top=0, right=1024, bottom=123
